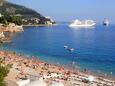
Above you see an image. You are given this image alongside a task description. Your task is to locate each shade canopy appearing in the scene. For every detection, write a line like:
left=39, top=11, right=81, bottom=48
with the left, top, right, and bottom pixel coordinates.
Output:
left=87, top=76, right=95, bottom=82
left=17, top=79, right=30, bottom=86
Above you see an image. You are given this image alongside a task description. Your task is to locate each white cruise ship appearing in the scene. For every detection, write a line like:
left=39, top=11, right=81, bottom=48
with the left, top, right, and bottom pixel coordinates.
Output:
left=69, top=19, right=96, bottom=27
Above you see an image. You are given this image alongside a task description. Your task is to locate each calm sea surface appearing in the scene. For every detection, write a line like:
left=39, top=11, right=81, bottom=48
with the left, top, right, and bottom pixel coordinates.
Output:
left=2, top=23, right=115, bottom=76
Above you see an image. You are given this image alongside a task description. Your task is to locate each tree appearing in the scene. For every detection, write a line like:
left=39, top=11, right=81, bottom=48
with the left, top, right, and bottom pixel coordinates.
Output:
left=0, top=65, right=9, bottom=86
left=0, top=14, right=23, bottom=25
left=0, top=15, right=8, bottom=25
left=10, top=15, right=23, bottom=25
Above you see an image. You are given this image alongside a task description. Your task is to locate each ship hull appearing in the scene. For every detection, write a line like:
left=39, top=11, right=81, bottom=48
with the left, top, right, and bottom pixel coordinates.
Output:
left=69, top=23, right=96, bottom=27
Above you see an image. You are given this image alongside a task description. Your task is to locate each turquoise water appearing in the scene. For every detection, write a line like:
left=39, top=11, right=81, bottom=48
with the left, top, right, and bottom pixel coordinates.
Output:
left=1, top=23, right=115, bottom=76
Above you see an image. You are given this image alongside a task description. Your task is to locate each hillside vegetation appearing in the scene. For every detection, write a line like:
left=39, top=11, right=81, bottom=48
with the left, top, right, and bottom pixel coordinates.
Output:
left=0, top=1, right=44, bottom=18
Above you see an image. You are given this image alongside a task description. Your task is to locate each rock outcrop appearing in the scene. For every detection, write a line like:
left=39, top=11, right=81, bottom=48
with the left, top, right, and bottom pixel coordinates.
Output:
left=0, top=23, right=23, bottom=32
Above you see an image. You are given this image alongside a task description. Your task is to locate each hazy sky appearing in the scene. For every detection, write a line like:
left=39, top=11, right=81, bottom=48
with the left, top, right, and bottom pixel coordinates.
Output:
left=9, top=0, right=115, bottom=23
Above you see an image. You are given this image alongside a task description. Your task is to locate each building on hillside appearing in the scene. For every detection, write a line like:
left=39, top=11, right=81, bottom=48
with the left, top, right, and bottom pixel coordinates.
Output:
left=45, top=16, right=55, bottom=25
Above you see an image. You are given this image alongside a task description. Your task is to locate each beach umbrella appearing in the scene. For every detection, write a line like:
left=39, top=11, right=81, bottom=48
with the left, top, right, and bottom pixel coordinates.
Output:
left=17, top=79, right=30, bottom=86
left=87, top=76, right=95, bottom=82
left=48, top=82, right=64, bottom=86
left=25, top=78, right=47, bottom=86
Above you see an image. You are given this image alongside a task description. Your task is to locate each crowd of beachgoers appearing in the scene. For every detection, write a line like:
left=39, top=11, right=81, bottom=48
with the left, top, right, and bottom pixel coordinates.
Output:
left=0, top=50, right=115, bottom=86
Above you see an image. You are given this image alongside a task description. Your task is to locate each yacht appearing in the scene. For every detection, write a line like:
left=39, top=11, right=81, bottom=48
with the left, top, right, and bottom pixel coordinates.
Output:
left=69, top=19, right=96, bottom=27
left=64, top=45, right=68, bottom=49
left=103, top=18, right=109, bottom=26
left=68, top=48, right=74, bottom=52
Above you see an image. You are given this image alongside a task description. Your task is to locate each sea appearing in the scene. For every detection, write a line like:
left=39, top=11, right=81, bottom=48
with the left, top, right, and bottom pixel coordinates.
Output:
left=1, top=23, right=115, bottom=77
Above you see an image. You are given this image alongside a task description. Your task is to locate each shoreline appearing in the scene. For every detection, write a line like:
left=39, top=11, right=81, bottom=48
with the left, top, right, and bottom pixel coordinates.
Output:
left=2, top=48, right=115, bottom=79
left=0, top=24, right=23, bottom=32
left=0, top=23, right=57, bottom=43
left=23, top=24, right=57, bottom=27
left=0, top=50, right=115, bottom=86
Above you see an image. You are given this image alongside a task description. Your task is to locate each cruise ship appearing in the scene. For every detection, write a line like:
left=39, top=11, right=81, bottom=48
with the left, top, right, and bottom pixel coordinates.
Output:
left=69, top=19, right=96, bottom=27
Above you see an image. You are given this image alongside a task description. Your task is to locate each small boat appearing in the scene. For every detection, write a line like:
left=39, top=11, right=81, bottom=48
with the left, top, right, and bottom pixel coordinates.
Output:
left=69, top=19, right=96, bottom=27
left=67, top=48, right=75, bottom=52
left=103, top=18, right=109, bottom=26
left=64, top=45, right=75, bottom=52
left=64, top=45, right=68, bottom=49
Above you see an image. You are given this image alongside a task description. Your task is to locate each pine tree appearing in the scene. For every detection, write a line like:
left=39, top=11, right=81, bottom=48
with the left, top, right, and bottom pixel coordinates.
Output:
left=0, top=65, right=9, bottom=86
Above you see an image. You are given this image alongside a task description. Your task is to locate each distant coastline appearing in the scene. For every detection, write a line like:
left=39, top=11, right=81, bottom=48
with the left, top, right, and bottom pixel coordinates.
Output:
left=0, top=0, right=56, bottom=43
left=23, top=23, right=57, bottom=27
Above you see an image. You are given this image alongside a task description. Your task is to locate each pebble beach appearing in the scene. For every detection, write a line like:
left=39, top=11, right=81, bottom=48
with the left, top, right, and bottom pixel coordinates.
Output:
left=0, top=51, right=115, bottom=86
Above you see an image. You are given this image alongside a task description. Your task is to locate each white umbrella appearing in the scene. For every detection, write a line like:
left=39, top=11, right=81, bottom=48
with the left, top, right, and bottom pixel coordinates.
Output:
left=17, top=79, right=30, bottom=86
left=87, top=76, right=95, bottom=82
left=49, top=82, right=64, bottom=86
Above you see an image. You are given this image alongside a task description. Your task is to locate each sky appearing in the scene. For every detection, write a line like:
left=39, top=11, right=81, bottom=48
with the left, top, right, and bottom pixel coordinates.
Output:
left=9, top=0, right=115, bottom=23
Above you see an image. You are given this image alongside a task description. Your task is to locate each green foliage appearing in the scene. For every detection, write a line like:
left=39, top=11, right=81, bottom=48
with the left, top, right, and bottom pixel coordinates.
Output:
left=0, top=65, right=9, bottom=86
left=0, top=14, right=23, bottom=25
left=0, top=1, right=55, bottom=25
left=0, top=1, right=42, bottom=18
left=0, top=82, right=6, bottom=86
left=0, top=16, right=8, bottom=25
left=10, top=15, right=23, bottom=25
